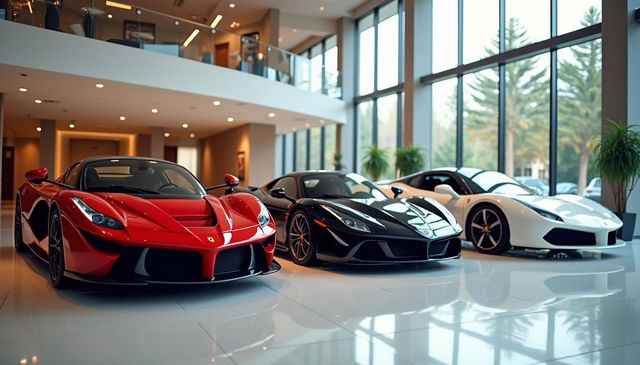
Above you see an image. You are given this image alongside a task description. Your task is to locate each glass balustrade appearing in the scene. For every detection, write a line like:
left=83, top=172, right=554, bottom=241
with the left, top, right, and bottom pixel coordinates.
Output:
left=4, top=0, right=342, bottom=98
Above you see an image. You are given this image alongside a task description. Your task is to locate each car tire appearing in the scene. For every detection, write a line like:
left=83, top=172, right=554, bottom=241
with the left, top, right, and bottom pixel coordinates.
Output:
left=48, top=208, right=71, bottom=288
left=287, top=211, right=318, bottom=266
left=14, top=198, right=27, bottom=252
left=466, top=204, right=511, bottom=255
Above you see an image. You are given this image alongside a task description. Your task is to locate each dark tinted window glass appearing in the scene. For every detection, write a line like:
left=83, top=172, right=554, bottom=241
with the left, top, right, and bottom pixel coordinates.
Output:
left=421, top=174, right=464, bottom=194
left=65, top=163, right=81, bottom=187
left=272, top=177, right=299, bottom=199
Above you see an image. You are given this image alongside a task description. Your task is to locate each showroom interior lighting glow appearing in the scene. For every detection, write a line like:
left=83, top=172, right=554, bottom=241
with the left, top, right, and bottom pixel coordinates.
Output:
left=19, top=88, right=27, bottom=92
left=268, top=112, right=276, bottom=118
left=210, top=14, right=223, bottom=28
left=69, top=123, right=75, bottom=129
left=183, top=29, right=200, bottom=47
left=189, top=133, right=196, bottom=138
left=213, top=100, right=221, bottom=106
left=227, top=117, right=234, bottom=122
left=105, top=1, right=131, bottom=10
left=95, top=83, right=104, bottom=88
left=164, top=132, right=170, bottom=137
left=34, top=99, right=42, bottom=104
left=182, top=123, right=189, bottom=128
left=119, top=116, right=126, bottom=121
left=151, top=108, right=158, bottom=113
left=36, top=127, right=41, bottom=132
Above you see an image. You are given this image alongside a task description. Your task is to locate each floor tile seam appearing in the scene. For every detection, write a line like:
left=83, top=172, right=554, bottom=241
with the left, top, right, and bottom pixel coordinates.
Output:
left=226, top=336, right=420, bottom=365
left=0, top=283, right=13, bottom=310
left=530, top=339, right=640, bottom=364
left=505, top=292, right=631, bottom=316
left=0, top=321, right=203, bottom=343
left=195, top=322, right=240, bottom=365
left=261, top=279, right=361, bottom=336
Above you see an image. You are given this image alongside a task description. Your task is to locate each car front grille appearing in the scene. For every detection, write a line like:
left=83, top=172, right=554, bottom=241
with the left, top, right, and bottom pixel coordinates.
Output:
left=543, top=228, right=596, bottom=246
left=144, top=249, right=204, bottom=281
left=214, top=242, right=266, bottom=279
left=608, top=231, right=617, bottom=245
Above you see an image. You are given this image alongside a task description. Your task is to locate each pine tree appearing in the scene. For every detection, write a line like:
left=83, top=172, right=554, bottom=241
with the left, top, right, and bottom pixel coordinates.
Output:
left=558, top=7, right=601, bottom=194
left=464, top=18, right=549, bottom=176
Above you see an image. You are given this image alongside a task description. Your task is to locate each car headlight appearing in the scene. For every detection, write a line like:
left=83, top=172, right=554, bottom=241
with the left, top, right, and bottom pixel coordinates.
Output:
left=514, top=199, right=563, bottom=222
left=71, top=197, right=124, bottom=229
left=257, top=202, right=271, bottom=227
left=322, top=205, right=371, bottom=232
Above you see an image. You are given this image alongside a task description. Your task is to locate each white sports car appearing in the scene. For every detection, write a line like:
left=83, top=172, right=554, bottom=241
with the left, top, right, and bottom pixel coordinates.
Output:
left=379, top=168, right=626, bottom=255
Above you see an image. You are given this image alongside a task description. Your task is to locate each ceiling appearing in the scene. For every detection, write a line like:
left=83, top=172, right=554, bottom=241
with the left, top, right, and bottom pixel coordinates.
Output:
left=119, top=0, right=366, bottom=50
left=0, top=64, right=334, bottom=140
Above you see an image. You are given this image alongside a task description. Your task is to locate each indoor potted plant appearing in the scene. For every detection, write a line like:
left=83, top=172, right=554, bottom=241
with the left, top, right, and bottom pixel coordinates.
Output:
left=593, top=119, right=640, bottom=240
left=362, top=144, right=389, bottom=182
left=395, top=145, right=426, bottom=178
left=333, top=151, right=344, bottom=171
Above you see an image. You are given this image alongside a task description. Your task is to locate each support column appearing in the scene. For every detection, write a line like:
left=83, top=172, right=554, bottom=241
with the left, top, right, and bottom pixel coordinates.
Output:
left=248, top=124, right=276, bottom=187
left=337, top=16, right=356, bottom=171
left=150, top=127, right=165, bottom=159
left=39, top=119, right=56, bottom=177
left=0, top=93, right=4, bottom=197
left=404, top=0, right=432, bottom=167
left=627, top=0, right=640, bottom=237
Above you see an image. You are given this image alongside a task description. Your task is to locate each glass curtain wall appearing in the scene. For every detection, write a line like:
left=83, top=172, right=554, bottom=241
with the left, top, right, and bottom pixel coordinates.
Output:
left=279, top=35, right=340, bottom=174
left=355, top=0, right=404, bottom=179
left=426, top=0, right=601, bottom=196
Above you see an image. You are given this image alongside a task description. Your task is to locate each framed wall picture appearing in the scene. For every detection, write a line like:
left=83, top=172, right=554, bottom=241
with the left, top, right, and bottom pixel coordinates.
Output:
left=124, top=20, right=156, bottom=43
left=237, top=151, right=246, bottom=182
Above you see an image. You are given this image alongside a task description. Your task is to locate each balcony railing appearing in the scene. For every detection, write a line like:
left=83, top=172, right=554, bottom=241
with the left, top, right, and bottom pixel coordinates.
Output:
left=4, top=0, right=342, bottom=98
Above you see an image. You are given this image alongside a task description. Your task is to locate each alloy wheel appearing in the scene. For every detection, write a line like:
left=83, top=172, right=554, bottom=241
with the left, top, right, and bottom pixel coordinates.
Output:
left=48, top=211, right=64, bottom=285
left=470, top=208, right=504, bottom=251
left=289, top=214, right=312, bottom=262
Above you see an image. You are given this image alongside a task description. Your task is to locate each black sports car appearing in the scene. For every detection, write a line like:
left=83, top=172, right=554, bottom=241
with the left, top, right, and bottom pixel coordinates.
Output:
left=244, top=171, right=462, bottom=265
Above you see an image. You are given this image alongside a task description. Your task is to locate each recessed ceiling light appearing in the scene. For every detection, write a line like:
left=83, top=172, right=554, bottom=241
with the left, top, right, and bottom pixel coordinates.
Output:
left=34, top=99, right=42, bottom=104
left=212, top=100, right=221, bottom=106
left=151, top=108, right=158, bottom=113
left=182, top=123, right=189, bottom=128
left=189, top=133, right=196, bottom=138
left=164, top=132, right=170, bottom=137
left=95, top=83, right=104, bottom=88
left=19, top=87, right=27, bottom=92
left=319, top=6, right=325, bottom=11
left=107, top=14, right=113, bottom=19
left=36, top=127, right=41, bottom=132
left=292, top=127, right=297, bottom=131
left=268, top=112, right=276, bottom=118
left=229, top=3, right=235, bottom=8
left=69, top=123, right=75, bottom=129
left=227, top=117, right=234, bottom=122
left=119, top=116, right=126, bottom=121
left=304, top=122, right=310, bottom=128
left=278, top=37, right=283, bottom=43
left=319, top=119, right=325, bottom=124
left=292, top=28, right=297, bottom=33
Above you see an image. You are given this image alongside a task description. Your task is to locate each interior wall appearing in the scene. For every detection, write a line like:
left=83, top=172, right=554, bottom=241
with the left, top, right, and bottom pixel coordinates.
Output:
left=248, top=123, right=276, bottom=187
left=11, top=138, right=40, bottom=195
left=68, top=139, right=120, bottom=166
left=200, top=124, right=250, bottom=190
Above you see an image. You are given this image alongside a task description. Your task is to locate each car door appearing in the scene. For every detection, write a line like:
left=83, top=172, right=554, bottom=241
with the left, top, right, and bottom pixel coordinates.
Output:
left=261, top=177, right=299, bottom=246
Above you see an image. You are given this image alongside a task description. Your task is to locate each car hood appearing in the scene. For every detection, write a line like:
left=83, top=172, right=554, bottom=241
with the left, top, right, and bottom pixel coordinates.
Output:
left=315, top=197, right=460, bottom=239
left=511, top=194, right=622, bottom=228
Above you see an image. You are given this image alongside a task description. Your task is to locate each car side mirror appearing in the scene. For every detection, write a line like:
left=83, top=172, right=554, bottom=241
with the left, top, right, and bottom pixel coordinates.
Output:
left=224, top=174, right=240, bottom=187
left=434, top=184, right=460, bottom=199
left=270, top=187, right=286, bottom=199
left=391, top=186, right=403, bottom=199
left=25, top=168, right=49, bottom=184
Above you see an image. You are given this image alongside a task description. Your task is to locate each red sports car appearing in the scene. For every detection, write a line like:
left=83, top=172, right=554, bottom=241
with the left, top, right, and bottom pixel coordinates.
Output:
left=14, top=156, right=279, bottom=288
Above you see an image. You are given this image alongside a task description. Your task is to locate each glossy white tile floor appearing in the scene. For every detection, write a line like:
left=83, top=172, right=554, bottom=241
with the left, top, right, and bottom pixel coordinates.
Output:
left=1, top=201, right=640, bottom=365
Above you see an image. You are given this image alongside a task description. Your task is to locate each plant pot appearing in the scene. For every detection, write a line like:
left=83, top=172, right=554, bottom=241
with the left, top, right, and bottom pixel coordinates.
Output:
left=615, top=212, right=637, bottom=241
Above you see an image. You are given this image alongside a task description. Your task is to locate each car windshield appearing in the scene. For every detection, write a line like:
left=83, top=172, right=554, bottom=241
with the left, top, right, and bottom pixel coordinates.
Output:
left=459, top=170, right=535, bottom=195
left=302, top=173, right=387, bottom=200
left=83, top=159, right=206, bottom=196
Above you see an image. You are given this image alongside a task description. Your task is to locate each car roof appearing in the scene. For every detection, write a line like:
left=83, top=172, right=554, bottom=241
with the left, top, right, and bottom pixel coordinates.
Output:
left=78, top=156, right=174, bottom=166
